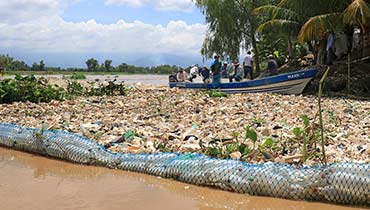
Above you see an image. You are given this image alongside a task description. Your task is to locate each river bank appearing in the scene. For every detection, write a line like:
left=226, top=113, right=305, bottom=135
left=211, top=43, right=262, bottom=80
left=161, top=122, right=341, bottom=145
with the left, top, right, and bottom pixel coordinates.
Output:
left=0, top=82, right=369, bottom=164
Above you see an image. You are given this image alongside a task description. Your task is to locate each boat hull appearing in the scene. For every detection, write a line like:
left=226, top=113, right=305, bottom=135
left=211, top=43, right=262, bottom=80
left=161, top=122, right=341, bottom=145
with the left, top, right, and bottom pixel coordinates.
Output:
left=169, top=69, right=318, bottom=94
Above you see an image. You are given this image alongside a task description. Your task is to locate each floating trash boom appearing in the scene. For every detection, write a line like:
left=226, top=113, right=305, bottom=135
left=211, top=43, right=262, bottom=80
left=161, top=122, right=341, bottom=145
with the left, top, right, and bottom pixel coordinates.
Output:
left=0, top=123, right=369, bottom=206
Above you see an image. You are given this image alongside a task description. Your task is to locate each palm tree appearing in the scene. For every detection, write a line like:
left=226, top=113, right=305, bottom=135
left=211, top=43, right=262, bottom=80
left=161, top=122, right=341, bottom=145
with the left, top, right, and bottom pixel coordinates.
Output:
left=256, top=0, right=370, bottom=64
left=254, top=5, right=302, bottom=58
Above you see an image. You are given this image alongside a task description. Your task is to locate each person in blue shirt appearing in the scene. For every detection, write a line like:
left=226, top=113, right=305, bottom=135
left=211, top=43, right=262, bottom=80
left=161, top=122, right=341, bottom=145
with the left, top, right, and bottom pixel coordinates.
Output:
left=210, top=55, right=222, bottom=84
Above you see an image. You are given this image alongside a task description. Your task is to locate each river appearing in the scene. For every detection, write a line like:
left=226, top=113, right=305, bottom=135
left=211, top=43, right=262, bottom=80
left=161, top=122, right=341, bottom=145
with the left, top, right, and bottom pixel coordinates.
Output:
left=0, top=148, right=366, bottom=210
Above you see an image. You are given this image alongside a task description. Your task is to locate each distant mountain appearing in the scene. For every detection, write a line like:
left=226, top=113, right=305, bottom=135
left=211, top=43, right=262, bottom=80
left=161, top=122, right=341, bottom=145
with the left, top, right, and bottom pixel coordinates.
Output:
left=0, top=50, right=206, bottom=68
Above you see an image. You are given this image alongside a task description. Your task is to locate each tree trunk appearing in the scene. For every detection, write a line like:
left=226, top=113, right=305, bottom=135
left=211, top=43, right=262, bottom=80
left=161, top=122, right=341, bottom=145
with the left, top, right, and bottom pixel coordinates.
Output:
left=316, top=39, right=327, bottom=65
left=360, top=27, right=365, bottom=57
left=287, top=33, right=293, bottom=59
left=307, top=41, right=314, bottom=53
left=251, top=35, right=260, bottom=73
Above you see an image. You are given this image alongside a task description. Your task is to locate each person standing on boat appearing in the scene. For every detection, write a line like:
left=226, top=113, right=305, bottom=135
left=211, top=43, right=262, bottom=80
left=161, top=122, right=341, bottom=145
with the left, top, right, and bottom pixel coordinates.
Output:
left=229, top=61, right=244, bottom=82
left=189, top=64, right=199, bottom=82
left=210, top=55, right=222, bottom=84
left=267, top=55, right=278, bottom=76
left=243, top=51, right=253, bottom=80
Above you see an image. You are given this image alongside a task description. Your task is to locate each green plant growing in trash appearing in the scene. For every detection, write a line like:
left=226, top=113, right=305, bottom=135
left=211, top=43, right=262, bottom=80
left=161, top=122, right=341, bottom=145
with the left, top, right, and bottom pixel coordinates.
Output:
left=252, top=117, right=265, bottom=126
left=232, top=131, right=240, bottom=141
left=206, top=90, right=228, bottom=98
left=244, top=126, right=257, bottom=149
left=154, top=141, right=172, bottom=153
left=33, top=128, right=44, bottom=141
left=202, top=139, right=249, bottom=159
left=123, top=130, right=136, bottom=141
left=292, top=114, right=310, bottom=161
left=258, top=137, right=274, bottom=150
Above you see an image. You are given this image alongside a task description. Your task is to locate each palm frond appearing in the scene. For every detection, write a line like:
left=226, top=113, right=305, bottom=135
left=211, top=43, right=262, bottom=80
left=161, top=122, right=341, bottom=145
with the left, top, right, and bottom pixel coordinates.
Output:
left=253, top=5, right=300, bottom=21
left=257, top=19, right=300, bottom=34
left=279, top=0, right=349, bottom=16
left=343, top=0, right=370, bottom=27
left=298, top=13, right=343, bottom=42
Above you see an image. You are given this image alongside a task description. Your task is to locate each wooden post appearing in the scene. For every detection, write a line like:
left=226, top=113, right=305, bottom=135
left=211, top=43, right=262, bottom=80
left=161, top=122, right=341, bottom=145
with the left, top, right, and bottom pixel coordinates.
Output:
left=347, top=54, right=351, bottom=93
left=318, top=67, right=330, bottom=166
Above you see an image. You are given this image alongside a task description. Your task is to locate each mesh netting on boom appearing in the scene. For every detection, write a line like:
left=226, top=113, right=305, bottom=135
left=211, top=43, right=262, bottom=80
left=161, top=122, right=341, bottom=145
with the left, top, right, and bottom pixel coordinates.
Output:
left=0, top=123, right=369, bottom=206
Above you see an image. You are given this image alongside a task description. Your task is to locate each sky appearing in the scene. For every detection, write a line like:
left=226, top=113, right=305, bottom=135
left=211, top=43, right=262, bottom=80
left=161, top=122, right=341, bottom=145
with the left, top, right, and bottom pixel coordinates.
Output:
left=0, top=0, right=207, bottom=67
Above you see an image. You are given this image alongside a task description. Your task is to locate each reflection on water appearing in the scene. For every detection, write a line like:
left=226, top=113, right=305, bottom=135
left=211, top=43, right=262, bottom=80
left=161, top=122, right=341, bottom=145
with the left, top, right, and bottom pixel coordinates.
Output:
left=0, top=148, right=367, bottom=210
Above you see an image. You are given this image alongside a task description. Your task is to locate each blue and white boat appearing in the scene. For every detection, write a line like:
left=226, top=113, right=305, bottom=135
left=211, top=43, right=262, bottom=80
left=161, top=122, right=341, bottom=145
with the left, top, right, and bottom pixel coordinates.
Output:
left=169, top=68, right=318, bottom=94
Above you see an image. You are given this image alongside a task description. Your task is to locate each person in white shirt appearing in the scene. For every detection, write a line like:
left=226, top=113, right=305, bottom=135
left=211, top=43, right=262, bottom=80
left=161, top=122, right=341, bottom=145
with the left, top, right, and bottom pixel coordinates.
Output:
left=189, top=65, right=199, bottom=82
left=243, top=51, right=254, bottom=80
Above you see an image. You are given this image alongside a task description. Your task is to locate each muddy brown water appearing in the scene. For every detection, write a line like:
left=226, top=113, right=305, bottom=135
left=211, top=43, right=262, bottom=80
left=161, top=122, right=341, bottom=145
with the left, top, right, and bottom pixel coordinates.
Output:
left=0, top=148, right=367, bottom=210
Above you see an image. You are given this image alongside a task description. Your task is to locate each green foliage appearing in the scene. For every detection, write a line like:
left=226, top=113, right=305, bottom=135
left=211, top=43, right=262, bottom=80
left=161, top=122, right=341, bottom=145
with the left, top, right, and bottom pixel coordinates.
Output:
left=196, top=0, right=269, bottom=70
left=69, top=72, right=87, bottom=80
left=301, top=114, right=310, bottom=128
left=0, top=75, right=65, bottom=103
left=66, top=80, right=85, bottom=96
left=154, top=141, right=172, bottom=153
left=252, top=116, right=265, bottom=125
left=123, top=130, right=136, bottom=141
left=0, top=54, right=14, bottom=73
left=293, top=127, right=302, bottom=137
left=292, top=114, right=313, bottom=161
left=86, top=58, right=99, bottom=71
left=104, top=60, right=113, bottom=72
left=0, top=54, right=183, bottom=75
left=33, top=128, right=45, bottom=141
left=85, top=79, right=126, bottom=96
left=206, top=90, right=228, bottom=98
left=202, top=140, right=250, bottom=159
left=66, top=79, right=126, bottom=97
left=0, top=75, right=126, bottom=104
left=263, top=137, right=274, bottom=148
left=244, top=126, right=258, bottom=148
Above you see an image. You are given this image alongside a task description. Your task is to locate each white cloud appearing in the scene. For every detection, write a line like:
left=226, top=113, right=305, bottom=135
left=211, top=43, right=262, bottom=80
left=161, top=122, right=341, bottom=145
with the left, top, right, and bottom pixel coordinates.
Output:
left=0, top=17, right=205, bottom=57
left=0, top=0, right=205, bottom=62
left=0, top=0, right=79, bottom=24
left=104, top=0, right=194, bottom=12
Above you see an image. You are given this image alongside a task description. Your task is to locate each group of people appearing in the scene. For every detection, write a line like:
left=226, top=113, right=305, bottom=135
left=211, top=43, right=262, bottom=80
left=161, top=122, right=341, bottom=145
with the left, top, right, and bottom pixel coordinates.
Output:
left=169, top=52, right=279, bottom=84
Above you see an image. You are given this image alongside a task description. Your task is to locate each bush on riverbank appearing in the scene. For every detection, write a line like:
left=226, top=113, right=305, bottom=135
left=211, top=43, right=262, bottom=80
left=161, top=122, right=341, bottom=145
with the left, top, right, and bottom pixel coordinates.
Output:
left=0, top=75, right=126, bottom=104
left=0, top=75, right=65, bottom=103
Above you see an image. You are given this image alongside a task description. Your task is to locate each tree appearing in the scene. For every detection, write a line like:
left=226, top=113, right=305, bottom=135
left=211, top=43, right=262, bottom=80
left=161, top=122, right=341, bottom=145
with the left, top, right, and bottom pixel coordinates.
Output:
left=31, top=62, right=40, bottom=71
left=117, top=63, right=128, bottom=72
left=256, top=0, right=370, bottom=64
left=10, top=60, right=29, bottom=71
left=0, top=54, right=14, bottom=73
left=39, top=60, right=45, bottom=71
left=104, top=60, right=113, bottom=72
left=254, top=4, right=302, bottom=59
left=86, top=58, right=99, bottom=71
left=196, top=0, right=270, bottom=72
